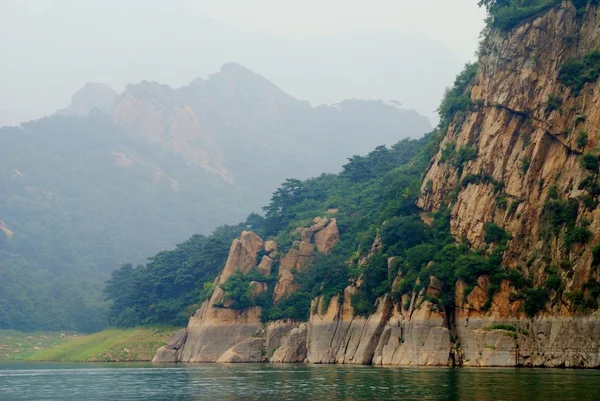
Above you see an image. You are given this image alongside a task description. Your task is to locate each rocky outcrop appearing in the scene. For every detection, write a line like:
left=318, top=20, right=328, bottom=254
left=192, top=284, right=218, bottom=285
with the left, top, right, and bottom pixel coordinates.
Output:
left=273, top=217, right=339, bottom=303
left=273, top=242, right=313, bottom=303
left=220, top=231, right=264, bottom=283
left=176, top=231, right=265, bottom=363
left=314, top=219, right=340, bottom=254
left=418, top=2, right=600, bottom=297
left=258, top=256, right=273, bottom=276
left=152, top=346, right=179, bottom=363
left=215, top=338, right=263, bottom=363
left=269, top=323, right=308, bottom=363
left=57, top=82, right=118, bottom=116
left=265, top=240, right=277, bottom=254
left=152, top=329, right=188, bottom=363
left=159, top=220, right=337, bottom=364
left=167, top=328, right=188, bottom=350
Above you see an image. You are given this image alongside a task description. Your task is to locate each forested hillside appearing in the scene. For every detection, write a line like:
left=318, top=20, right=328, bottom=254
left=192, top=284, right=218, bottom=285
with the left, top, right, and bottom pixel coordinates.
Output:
left=0, top=114, right=237, bottom=331
left=106, top=59, right=511, bottom=328
left=105, top=115, right=448, bottom=327
left=0, top=64, right=430, bottom=332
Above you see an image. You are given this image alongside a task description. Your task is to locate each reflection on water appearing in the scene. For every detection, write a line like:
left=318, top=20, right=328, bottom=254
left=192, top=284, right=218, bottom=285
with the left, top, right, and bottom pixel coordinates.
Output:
left=1, top=362, right=599, bottom=401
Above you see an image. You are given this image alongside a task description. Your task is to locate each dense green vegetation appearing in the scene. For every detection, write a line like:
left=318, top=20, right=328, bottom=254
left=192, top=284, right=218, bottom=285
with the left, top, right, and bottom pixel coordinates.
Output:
left=479, top=1, right=599, bottom=31
left=559, top=50, right=600, bottom=96
left=104, top=225, right=244, bottom=327
left=25, top=326, right=178, bottom=362
left=0, top=114, right=246, bottom=332
left=542, top=185, right=593, bottom=250
left=437, top=63, right=479, bottom=126
left=0, top=330, right=78, bottom=361
left=479, top=0, right=561, bottom=31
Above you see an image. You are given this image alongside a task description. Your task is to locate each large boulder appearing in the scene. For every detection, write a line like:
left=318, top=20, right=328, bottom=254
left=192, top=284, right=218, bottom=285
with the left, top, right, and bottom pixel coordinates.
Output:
left=167, top=328, right=188, bottom=350
left=310, top=216, right=329, bottom=232
left=151, top=328, right=188, bottom=363
left=264, top=240, right=277, bottom=255
left=258, top=255, right=273, bottom=276
left=220, top=231, right=264, bottom=283
left=313, top=219, right=339, bottom=254
left=152, top=346, right=179, bottom=363
left=270, top=324, right=308, bottom=363
left=215, top=338, right=263, bottom=363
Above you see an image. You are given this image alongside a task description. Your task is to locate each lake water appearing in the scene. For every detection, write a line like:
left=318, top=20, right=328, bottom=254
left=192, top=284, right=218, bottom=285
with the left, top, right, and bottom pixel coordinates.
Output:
left=1, top=363, right=600, bottom=400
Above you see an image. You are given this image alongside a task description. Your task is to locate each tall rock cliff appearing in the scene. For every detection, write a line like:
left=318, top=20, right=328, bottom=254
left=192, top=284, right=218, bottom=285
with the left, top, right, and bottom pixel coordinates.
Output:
left=419, top=1, right=600, bottom=311
left=414, top=1, right=600, bottom=367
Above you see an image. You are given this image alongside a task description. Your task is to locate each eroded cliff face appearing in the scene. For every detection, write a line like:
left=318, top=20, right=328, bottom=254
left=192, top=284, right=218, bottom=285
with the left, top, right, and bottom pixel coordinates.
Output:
left=419, top=2, right=600, bottom=292
left=178, top=231, right=265, bottom=363
left=167, top=218, right=340, bottom=363
left=156, top=221, right=600, bottom=368
left=409, top=1, right=600, bottom=367
left=155, top=3, right=600, bottom=368
left=112, top=88, right=230, bottom=181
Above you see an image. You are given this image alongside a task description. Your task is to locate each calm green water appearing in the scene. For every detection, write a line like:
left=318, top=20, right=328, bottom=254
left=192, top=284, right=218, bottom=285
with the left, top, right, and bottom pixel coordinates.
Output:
left=1, top=363, right=599, bottom=400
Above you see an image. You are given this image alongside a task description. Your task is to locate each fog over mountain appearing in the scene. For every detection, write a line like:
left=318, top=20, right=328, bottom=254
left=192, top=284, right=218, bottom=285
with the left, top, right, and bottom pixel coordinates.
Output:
left=0, top=0, right=486, bottom=336
left=0, top=0, right=485, bottom=127
left=0, top=62, right=431, bottom=331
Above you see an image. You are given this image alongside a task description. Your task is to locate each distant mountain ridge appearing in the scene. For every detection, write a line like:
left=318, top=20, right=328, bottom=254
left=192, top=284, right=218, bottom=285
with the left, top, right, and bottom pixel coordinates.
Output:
left=109, top=63, right=431, bottom=189
left=0, top=63, right=430, bottom=332
left=64, top=62, right=431, bottom=209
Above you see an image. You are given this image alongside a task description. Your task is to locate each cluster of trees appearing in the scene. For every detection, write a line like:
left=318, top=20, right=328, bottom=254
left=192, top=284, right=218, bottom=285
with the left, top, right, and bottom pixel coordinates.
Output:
left=559, top=50, right=600, bottom=96
left=104, top=225, right=243, bottom=327
left=478, top=0, right=599, bottom=31
left=0, top=251, right=106, bottom=332
left=104, top=134, right=436, bottom=325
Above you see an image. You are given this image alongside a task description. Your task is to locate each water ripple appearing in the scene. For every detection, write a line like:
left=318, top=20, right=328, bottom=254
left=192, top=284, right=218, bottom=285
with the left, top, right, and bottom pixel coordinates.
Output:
left=0, top=363, right=599, bottom=401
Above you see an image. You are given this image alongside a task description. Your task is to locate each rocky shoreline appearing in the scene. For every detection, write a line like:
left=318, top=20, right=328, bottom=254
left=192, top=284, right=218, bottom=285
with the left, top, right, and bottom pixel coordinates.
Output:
left=153, top=227, right=600, bottom=368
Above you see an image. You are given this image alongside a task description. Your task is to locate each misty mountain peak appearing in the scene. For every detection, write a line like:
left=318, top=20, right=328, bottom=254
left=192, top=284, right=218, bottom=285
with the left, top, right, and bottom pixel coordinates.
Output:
left=220, top=62, right=255, bottom=75
left=57, top=82, right=118, bottom=116
left=188, top=77, right=206, bottom=87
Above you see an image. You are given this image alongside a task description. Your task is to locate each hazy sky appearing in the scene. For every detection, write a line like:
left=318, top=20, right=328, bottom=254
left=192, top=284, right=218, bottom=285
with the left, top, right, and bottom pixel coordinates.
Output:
left=0, top=0, right=485, bottom=124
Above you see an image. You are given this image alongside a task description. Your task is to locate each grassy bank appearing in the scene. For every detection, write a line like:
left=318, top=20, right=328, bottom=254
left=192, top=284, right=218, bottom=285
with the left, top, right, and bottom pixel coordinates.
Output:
left=0, top=330, right=81, bottom=361
left=24, top=326, right=179, bottom=362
